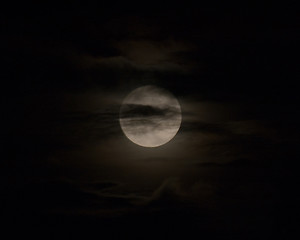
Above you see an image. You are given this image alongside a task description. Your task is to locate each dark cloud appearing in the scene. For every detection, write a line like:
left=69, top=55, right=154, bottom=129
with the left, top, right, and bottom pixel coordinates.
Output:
left=181, top=121, right=233, bottom=135
left=148, top=178, right=184, bottom=204
left=194, top=157, right=273, bottom=169
left=121, top=104, right=167, bottom=118
left=120, top=104, right=179, bottom=119
left=1, top=178, right=140, bottom=218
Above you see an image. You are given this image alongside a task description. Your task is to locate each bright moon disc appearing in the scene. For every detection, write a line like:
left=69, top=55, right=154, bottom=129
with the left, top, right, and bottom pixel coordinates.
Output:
left=119, top=85, right=182, bottom=147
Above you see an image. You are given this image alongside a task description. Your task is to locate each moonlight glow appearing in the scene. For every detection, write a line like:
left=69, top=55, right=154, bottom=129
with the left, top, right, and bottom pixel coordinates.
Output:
left=119, top=85, right=182, bottom=147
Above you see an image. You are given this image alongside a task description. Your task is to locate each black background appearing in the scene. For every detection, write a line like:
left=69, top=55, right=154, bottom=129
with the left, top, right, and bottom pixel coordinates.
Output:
left=1, top=2, right=299, bottom=239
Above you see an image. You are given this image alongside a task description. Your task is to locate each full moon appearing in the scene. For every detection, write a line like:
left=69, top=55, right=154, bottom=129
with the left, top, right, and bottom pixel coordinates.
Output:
left=119, top=85, right=182, bottom=147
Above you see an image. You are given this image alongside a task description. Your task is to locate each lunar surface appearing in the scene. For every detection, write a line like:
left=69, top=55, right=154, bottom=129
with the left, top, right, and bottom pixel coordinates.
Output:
left=119, top=85, right=182, bottom=147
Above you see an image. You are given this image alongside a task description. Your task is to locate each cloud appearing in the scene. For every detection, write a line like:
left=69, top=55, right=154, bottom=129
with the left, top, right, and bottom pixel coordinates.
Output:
left=78, top=54, right=189, bottom=75
left=1, top=178, right=147, bottom=218
left=150, top=178, right=183, bottom=202
left=147, top=178, right=216, bottom=208
left=120, top=104, right=180, bottom=119
left=114, top=39, right=191, bottom=65
left=193, top=157, right=271, bottom=168
left=120, top=104, right=168, bottom=118
left=71, top=39, right=195, bottom=83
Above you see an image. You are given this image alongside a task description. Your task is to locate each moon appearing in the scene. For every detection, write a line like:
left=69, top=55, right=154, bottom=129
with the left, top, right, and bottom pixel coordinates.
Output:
left=119, top=85, right=182, bottom=147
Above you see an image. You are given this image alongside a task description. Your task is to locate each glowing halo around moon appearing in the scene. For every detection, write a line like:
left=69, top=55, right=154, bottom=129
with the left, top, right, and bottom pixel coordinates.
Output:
left=119, top=85, right=182, bottom=148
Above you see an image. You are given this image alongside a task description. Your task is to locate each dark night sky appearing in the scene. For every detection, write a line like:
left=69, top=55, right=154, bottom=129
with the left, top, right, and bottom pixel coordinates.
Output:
left=1, top=2, right=299, bottom=239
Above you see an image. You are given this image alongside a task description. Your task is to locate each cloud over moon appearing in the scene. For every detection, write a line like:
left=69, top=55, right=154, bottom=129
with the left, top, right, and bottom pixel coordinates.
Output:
left=119, top=86, right=181, bottom=147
